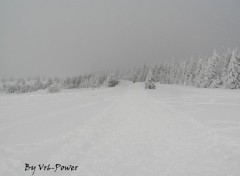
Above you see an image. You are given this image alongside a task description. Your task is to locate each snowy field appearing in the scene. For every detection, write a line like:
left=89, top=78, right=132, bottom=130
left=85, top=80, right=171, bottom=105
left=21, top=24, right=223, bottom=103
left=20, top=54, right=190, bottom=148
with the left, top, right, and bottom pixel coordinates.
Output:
left=0, top=81, right=240, bottom=176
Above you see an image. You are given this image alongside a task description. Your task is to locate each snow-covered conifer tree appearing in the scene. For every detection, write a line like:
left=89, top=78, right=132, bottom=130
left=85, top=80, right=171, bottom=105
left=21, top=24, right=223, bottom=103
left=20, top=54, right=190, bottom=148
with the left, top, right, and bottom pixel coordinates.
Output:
left=196, top=51, right=221, bottom=88
left=179, top=61, right=187, bottom=85
left=226, top=50, right=240, bottom=89
left=137, top=64, right=148, bottom=82
left=47, top=78, right=53, bottom=87
left=169, top=60, right=177, bottom=84
left=222, top=49, right=233, bottom=87
left=145, top=70, right=156, bottom=89
left=204, top=51, right=218, bottom=87
left=195, top=58, right=208, bottom=88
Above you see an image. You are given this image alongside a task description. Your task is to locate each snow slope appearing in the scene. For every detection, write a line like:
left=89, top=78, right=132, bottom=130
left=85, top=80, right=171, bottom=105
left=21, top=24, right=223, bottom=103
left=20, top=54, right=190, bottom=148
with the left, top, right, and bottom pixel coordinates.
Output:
left=0, top=81, right=240, bottom=176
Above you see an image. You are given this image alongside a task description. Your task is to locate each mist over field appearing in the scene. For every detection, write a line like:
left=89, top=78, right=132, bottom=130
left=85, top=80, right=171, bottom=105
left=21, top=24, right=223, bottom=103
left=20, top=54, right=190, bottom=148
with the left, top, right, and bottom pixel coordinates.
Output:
left=1, top=0, right=240, bottom=77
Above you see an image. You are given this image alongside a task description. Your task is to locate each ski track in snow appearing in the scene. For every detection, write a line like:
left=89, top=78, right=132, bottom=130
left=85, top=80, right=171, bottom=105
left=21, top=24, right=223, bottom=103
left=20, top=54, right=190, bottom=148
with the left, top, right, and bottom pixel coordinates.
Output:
left=0, top=82, right=240, bottom=176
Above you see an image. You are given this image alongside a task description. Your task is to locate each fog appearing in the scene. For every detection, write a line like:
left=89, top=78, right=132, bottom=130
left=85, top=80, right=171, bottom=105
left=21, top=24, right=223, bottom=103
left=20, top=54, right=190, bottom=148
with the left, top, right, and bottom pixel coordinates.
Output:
left=1, top=0, right=240, bottom=77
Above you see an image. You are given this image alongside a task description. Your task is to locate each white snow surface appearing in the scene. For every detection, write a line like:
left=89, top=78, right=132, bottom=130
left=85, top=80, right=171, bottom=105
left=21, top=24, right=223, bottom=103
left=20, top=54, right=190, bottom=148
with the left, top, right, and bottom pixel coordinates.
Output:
left=0, top=81, right=240, bottom=176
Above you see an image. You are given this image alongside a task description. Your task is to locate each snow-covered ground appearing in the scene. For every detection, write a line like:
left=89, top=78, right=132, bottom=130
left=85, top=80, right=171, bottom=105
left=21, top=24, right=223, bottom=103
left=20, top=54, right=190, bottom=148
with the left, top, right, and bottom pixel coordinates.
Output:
left=0, top=81, right=240, bottom=176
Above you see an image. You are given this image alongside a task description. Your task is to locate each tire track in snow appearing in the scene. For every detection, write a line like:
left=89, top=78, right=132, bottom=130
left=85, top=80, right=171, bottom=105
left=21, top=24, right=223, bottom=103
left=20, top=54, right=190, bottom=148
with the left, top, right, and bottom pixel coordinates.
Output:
left=45, top=83, right=240, bottom=176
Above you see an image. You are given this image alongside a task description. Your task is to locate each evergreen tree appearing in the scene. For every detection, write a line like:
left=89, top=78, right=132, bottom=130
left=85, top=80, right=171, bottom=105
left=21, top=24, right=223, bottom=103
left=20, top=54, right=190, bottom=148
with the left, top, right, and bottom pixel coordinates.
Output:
left=226, top=50, right=240, bottom=89
left=179, top=61, right=187, bottom=85
left=145, top=70, right=156, bottom=89
left=195, top=58, right=208, bottom=88
left=137, top=64, right=148, bottom=82
left=169, top=60, right=177, bottom=84
left=204, top=51, right=217, bottom=87
left=222, top=49, right=233, bottom=86
left=47, top=78, right=53, bottom=87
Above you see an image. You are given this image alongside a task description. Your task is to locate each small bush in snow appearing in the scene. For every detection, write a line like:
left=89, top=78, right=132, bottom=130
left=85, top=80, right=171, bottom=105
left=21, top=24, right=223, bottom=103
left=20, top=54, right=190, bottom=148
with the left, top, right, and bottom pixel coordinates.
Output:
left=105, top=74, right=119, bottom=87
left=48, top=83, right=60, bottom=93
left=6, top=84, right=19, bottom=93
left=20, top=84, right=30, bottom=93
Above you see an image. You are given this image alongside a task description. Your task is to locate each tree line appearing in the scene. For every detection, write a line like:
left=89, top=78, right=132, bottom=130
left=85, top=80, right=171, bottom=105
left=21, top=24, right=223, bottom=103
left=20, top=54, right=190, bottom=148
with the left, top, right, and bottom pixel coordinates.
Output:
left=0, top=73, right=119, bottom=93
left=124, top=49, right=240, bottom=89
left=1, top=48, right=240, bottom=93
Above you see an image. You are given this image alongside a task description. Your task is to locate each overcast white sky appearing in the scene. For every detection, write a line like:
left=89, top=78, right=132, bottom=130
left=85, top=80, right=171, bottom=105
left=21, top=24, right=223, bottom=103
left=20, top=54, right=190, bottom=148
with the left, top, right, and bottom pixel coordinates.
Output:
left=1, top=0, right=240, bottom=77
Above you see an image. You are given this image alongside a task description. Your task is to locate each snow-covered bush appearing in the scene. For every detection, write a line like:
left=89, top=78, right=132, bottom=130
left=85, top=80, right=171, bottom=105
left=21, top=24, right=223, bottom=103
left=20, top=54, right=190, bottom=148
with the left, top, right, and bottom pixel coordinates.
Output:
left=97, top=75, right=107, bottom=86
left=145, top=70, right=156, bottom=89
left=33, top=79, right=44, bottom=91
left=105, top=74, right=119, bottom=87
left=2, top=83, right=7, bottom=92
left=48, top=83, right=61, bottom=93
left=20, top=84, right=30, bottom=93
left=6, top=84, right=19, bottom=93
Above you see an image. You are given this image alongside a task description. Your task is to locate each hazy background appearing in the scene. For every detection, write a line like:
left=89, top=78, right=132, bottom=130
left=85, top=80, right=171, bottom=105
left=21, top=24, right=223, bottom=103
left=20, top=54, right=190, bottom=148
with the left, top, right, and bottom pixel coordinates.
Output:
left=1, top=0, right=240, bottom=77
